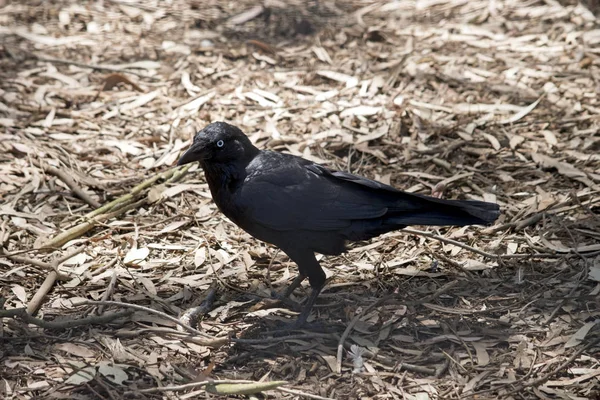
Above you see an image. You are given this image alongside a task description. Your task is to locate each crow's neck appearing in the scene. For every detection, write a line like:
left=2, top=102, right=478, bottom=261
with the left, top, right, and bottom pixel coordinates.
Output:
left=203, top=161, right=247, bottom=197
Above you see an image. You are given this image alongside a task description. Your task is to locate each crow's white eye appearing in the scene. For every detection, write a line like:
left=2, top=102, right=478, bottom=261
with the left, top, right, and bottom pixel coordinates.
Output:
left=216, top=140, right=224, bottom=148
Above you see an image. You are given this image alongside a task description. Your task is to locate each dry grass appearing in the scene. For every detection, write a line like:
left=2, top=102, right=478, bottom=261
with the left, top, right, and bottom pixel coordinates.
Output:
left=1, top=0, right=600, bottom=399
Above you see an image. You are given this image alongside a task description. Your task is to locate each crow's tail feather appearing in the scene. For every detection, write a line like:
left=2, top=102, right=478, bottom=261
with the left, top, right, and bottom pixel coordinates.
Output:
left=388, top=196, right=500, bottom=227
left=344, top=197, right=499, bottom=242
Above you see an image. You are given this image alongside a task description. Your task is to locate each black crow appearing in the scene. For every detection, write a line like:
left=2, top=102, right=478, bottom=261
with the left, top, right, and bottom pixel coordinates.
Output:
left=178, top=122, right=500, bottom=326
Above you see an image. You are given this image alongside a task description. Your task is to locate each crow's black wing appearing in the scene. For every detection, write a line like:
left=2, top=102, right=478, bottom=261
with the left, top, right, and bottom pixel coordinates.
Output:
left=236, top=154, right=391, bottom=232
left=238, top=153, right=499, bottom=231
left=312, top=164, right=499, bottom=224
left=309, top=164, right=402, bottom=192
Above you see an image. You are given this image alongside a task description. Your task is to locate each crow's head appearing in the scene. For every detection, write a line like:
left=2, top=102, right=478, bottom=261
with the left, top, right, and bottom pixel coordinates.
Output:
left=178, top=122, right=258, bottom=166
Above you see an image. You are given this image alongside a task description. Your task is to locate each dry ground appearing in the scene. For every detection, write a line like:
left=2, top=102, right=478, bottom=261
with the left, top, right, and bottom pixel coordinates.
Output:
left=1, top=0, right=600, bottom=399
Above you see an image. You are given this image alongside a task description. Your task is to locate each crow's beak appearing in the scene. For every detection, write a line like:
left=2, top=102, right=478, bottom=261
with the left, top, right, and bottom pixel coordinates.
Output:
left=177, top=144, right=203, bottom=166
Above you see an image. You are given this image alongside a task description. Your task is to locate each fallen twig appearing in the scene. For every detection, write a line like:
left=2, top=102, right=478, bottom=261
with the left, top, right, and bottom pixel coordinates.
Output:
left=125, top=380, right=256, bottom=394
left=26, top=50, right=160, bottom=80
left=206, top=381, right=288, bottom=396
left=6, top=246, right=86, bottom=315
left=92, top=164, right=192, bottom=219
left=3, top=247, right=87, bottom=324
left=402, top=228, right=575, bottom=259
left=80, top=300, right=227, bottom=345
left=498, top=338, right=600, bottom=399
left=97, top=268, right=118, bottom=315
left=39, top=165, right=192, bottom=249
left=232, top=332, right=338, bottom=345
left=402, top=228, right=502, bottom=259
left=0, top=307, right=131, bottom=330
left=482, top=213, right=545, bottom=234
left=5, top=254, right=53, bottom=269
left=40, top=199, right=147, bottom=249
left=336, top=295, right=393, bottom=374
left=31, top=159, right=101, bottom=209
left=28, top=271, right=60, bottom=316
left=124, top=378, right=332, bottom=399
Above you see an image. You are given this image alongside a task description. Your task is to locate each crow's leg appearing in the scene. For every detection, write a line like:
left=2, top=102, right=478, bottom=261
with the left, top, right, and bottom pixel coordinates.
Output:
left=282, top=273, right=307, bottom=298
left=269, top=272, right=306, bottom=312
left=270, top=253, right=307, bottom=299
left=294, top=283, right=324, bottom=328
left=269, top=249, right=326, bottom=327
left=265, top=274, right=305, bottom=312
left=286, top=251, right=326, bottom=327
left=270, top=273, right=305, bottom=298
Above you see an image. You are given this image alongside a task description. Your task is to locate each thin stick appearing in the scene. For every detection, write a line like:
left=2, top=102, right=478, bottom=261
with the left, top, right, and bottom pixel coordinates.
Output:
left=97, top=269, right=118, bottom=315
left=84, top=164, right=191, bottom=220
left=124, top=378, right=330, bottom=399
left=231, top=332, right=338, bottom=345
left=80, top=300, right=225, bottom=344
left=31, top=159, right=101, bottom=209
left=402, top=228, right=567, bottom=259
left=35, top=165, right=191, bottom=248
left=336, top=295, right=393, bottom=374
left=0, top=307, right=131, bottom=330
left=499, top=338, right=600, bottom=398
left=27, top=271, right=59, bottom=315
left=402, top=228, right=499, bottom=258
left=112, top=326, right=333, bottom=348
left=27, top=246, right=86, bottom=315
left=398, top=362, right=436, bottom=375
left=40, top=199, right=147, bottom=249
left=27, top=51, right=160, bottom=80
left=5, top=255, right=51, bottom=269
left=124, top=380, right=255, bottom=394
